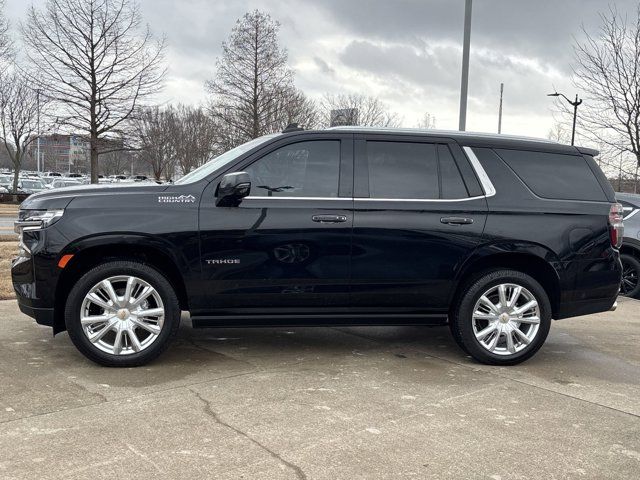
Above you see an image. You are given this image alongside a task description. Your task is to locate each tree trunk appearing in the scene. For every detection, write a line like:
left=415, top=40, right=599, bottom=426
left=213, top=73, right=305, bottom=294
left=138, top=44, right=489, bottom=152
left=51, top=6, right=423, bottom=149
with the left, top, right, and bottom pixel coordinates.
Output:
left=90, top=131, right=98, bottom=184
left=11, top=166, right=19, bottom=203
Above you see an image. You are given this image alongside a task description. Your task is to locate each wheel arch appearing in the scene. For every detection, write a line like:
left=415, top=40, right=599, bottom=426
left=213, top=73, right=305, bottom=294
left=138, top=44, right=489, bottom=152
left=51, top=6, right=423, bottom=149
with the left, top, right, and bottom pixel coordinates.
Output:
left=451, top=246, right=562, bottom=319
left=53, top=235, right=191, bottom=334
left=620, top=238, right=640, bottom=260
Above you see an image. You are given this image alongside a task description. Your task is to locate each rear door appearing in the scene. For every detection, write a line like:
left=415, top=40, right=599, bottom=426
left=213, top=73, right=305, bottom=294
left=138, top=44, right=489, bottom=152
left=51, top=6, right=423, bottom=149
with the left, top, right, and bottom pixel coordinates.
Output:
left=195, top=133, right=354, bottom=314
left=350, top=134, right=488, bottom=311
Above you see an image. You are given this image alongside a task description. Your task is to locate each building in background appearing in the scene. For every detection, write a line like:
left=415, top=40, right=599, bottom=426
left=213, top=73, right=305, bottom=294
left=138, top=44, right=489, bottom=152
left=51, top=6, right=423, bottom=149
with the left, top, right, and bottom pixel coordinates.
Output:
left=27, top=134, right=90, bottom=174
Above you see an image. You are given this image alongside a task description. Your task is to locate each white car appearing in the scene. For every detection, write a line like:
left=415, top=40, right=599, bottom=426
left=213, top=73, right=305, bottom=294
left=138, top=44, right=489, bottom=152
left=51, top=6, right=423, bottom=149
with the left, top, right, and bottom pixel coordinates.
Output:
left=50, top=178, right=83, bottom=189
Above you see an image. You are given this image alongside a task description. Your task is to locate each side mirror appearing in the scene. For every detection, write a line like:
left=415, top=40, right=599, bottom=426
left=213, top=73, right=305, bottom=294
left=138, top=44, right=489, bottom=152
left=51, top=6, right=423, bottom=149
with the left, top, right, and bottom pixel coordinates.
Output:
left=216, top=172, right=251, bottom=207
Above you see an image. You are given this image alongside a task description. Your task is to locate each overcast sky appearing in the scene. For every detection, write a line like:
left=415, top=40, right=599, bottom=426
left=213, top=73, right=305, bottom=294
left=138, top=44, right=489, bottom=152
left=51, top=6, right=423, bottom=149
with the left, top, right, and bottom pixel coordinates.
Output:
left=6, top=0, right=637, bottom=138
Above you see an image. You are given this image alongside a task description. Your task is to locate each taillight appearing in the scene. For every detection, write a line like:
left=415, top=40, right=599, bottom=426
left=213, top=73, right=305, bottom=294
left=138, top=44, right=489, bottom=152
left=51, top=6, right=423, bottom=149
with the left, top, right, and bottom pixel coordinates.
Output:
left=609, top=203, right=624, bottom=249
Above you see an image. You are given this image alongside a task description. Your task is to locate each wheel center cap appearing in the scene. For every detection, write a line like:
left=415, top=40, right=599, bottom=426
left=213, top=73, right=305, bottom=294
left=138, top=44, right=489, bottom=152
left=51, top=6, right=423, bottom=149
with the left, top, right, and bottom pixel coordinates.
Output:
left=499, top=313, right=510, bottom=323
left=117, top=309, right=129, bottom=320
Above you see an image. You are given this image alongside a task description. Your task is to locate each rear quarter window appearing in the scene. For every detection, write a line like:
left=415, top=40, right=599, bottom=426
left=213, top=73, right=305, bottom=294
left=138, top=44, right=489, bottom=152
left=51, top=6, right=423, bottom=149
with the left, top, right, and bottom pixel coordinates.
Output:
left=494, top=149, right=607, bottom=201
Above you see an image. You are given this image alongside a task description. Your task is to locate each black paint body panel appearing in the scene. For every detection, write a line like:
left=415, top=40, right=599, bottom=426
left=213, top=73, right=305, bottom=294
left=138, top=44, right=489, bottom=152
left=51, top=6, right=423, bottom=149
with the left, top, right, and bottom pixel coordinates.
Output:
left=11, top=129, right=620, bottom=332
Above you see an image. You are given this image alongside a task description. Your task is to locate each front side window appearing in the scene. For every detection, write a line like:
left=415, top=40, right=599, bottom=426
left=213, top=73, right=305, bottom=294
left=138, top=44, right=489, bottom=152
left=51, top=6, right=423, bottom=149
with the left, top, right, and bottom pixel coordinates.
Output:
left=245, top=140, right=341, bottom=198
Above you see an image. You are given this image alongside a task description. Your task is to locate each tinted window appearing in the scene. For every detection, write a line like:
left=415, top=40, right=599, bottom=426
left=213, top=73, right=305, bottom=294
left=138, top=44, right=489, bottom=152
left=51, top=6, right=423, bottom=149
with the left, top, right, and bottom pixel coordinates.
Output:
left=245, top=140, right=340, bottom=197
left=438, top=144, right=469, bottom=199
left=366, top=142, right=439, bottom=199
left=495, top=149, right=607, bottom=201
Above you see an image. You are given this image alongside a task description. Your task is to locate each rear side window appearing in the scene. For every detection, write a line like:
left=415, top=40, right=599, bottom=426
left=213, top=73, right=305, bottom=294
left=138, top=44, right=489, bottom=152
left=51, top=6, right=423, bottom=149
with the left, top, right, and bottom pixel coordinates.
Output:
left=495, top=149, right=607, bottom=201
left=366, top=141, right=439, bottom=199
left=363, top=141, right=472, bottom=199
left=438, top=144, right=469, bottom=199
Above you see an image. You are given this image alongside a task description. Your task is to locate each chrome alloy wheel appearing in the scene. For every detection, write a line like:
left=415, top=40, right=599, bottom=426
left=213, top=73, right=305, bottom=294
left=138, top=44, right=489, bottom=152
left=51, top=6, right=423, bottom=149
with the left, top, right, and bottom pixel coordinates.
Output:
left=471, top=283, right=540, bottom=356
left=80, top=276, right=165, bottom=355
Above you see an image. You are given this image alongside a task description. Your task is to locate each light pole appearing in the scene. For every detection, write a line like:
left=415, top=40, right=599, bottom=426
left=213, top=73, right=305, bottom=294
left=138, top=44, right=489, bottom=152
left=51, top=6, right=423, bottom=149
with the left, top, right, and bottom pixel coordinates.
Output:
left=498, top=83, right=504, bottom=134
left=547, top=91, right=582, bottom=145
left=459, top=0, right=472, bottom=131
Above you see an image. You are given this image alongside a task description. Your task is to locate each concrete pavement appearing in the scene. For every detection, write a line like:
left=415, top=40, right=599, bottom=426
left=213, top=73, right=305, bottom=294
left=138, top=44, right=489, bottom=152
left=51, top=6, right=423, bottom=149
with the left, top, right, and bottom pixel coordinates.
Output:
left=0, top=298, right=638, bottom=479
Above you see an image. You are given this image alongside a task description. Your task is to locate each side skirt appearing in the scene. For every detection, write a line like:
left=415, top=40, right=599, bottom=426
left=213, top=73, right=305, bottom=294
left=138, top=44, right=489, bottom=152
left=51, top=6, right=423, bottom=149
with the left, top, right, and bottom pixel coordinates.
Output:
left=191, top=313, right=448, bottom=328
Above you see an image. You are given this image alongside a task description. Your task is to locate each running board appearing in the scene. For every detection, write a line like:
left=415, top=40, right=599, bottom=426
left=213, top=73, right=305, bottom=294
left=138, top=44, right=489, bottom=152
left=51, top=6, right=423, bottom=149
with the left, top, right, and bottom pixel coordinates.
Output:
left=191, top=313, right=448, bottom=328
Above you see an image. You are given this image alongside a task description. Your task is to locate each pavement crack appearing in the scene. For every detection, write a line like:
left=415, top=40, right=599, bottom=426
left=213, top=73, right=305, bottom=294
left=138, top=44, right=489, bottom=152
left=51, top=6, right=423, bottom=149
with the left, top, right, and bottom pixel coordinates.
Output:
left=189, top=388, right=307, bottom=480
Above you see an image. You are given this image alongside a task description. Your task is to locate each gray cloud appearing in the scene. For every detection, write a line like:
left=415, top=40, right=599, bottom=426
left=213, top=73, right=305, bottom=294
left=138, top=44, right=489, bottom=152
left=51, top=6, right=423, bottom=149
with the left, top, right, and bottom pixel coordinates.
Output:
left=5, top=0, right=636, bottom=136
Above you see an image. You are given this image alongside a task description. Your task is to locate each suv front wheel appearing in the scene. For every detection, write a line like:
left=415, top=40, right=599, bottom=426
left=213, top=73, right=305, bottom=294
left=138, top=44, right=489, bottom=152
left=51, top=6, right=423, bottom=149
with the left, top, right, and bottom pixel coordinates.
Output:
left=451, top=269, right=552, bottom=365
left=65, top=261, right=181, bottom=367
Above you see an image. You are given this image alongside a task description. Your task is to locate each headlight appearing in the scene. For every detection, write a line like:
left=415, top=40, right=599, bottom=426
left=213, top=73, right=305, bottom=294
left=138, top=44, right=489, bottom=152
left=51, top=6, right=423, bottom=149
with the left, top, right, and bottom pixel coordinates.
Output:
left=15, top=209, right=65, bottom=233
left=13, top=209, right=65, bottom=261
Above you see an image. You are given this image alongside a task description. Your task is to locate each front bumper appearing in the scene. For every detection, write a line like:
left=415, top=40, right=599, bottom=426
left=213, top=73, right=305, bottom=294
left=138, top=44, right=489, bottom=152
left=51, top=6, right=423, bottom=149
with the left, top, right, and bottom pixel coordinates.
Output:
left=17, top=300, right=54, bottom=326
left=11, top=227, right=63, bottom=327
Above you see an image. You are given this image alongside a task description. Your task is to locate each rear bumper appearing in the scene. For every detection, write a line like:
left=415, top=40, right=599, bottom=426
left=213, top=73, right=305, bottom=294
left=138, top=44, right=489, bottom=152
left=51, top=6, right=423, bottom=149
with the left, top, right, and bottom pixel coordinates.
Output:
left=555, top=295, right=618, bottom=320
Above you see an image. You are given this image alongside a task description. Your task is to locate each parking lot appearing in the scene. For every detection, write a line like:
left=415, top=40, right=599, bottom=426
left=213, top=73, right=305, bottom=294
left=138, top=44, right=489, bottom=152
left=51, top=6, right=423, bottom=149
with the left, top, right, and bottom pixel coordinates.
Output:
left=0, top=298, right=638, bottom=479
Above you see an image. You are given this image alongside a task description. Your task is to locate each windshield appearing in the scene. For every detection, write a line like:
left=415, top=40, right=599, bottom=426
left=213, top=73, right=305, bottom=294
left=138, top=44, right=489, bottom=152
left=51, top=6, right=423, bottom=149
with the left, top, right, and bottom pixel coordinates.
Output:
left=175, top=134, right=279, bottom=185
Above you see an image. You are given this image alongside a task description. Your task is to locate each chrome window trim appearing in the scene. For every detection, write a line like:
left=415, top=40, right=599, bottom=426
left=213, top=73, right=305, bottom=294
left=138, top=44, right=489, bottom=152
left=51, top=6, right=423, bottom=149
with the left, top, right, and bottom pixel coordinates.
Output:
left=354, top=196, right=485, bottom=203
left=245, top=196, right=485, bottom=203
left=462, top=146, right=496, bottom=197
left=245, top=196, right=347, bottom=201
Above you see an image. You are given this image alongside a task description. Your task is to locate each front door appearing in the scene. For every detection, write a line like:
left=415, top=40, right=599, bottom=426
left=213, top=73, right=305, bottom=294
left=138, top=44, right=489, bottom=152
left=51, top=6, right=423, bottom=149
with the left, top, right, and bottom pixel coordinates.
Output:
left=350, top=135, right=488, bottom=312
left=195, top=135, right=354, bottom=316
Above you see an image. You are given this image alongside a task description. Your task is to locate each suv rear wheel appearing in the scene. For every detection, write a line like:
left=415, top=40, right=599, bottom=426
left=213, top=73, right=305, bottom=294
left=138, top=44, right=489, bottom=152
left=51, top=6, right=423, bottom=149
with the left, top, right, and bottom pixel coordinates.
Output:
left=65, top=261, right=180, bottom=367
left=450, top=269, right=551, bottom=365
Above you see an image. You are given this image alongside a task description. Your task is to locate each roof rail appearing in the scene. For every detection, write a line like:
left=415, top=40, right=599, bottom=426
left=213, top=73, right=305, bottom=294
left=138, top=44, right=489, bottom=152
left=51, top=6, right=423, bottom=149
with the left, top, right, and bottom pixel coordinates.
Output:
left=283, top=123, right=304, bottom=133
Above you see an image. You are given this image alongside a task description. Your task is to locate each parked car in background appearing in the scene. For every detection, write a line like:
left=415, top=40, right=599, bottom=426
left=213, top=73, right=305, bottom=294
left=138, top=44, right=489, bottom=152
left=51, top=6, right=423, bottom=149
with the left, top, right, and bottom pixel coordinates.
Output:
left=42, top=172, right=63, bottom=177
left=12, top=127, right=621, bottom=367
left=615, top=192, right=640, bottom=298
left=0, top=174, right=13, bottom=190
left=50, top=178, right=83, bottom=189
left=42, top=177, right=56, bottom=188
left=130, top=175, right=149, bottom=182
left=109, top=175, right=131, bottom=183
left=18, top=178, right=47, bottom=194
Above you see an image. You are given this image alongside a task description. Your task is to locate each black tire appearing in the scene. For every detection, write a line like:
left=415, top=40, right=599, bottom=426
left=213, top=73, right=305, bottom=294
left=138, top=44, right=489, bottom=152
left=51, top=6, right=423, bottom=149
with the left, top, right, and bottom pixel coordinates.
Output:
left=619, top=254, right=640, bottom=299
left=65, top=261, right=180, bottom=367
left=450, top=269, right=552, bottom=366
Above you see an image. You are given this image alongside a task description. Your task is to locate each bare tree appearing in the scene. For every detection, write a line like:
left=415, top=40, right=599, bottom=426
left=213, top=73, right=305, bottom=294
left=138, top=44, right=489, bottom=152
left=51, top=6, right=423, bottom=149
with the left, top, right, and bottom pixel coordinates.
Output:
left=133, top=106, right=175, bottom=181
left=0, top=71, right=44, bottom=194
left=321, top=93, right=401, bottom=127
left=571, top=5, right=640, bottom=165
left=272, top=87, right=321, bottom=130
left=0, top=0, right=13, bottom=70
left=547, top=121, right=571, bottom=143
left=171, top=105, right=218, bottom=175
left=206, top=10, right=293, bottom=144
left=417, top=112, right=437, bottom=129
left=22, top=0, right=166, bottom=183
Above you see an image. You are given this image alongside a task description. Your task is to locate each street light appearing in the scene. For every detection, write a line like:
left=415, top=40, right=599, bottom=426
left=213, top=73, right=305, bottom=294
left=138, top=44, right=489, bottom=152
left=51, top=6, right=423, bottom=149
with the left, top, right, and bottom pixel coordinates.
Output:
left=547, top=91, right=582, bottom=146
left=459, top=0, right=473, bottom=131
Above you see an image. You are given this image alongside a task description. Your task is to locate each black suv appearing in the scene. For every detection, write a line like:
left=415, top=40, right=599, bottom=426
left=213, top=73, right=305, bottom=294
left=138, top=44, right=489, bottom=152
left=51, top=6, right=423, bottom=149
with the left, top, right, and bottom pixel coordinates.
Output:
left=12, top=127, right=622, bottom=367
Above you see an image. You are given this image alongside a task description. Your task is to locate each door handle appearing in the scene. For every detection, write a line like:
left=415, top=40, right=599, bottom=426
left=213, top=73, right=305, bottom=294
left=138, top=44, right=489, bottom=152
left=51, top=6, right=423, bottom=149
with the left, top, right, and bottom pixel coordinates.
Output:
left=440, top=216, right=474, bottom=225
left=312, top=214, right=347, bottom=223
